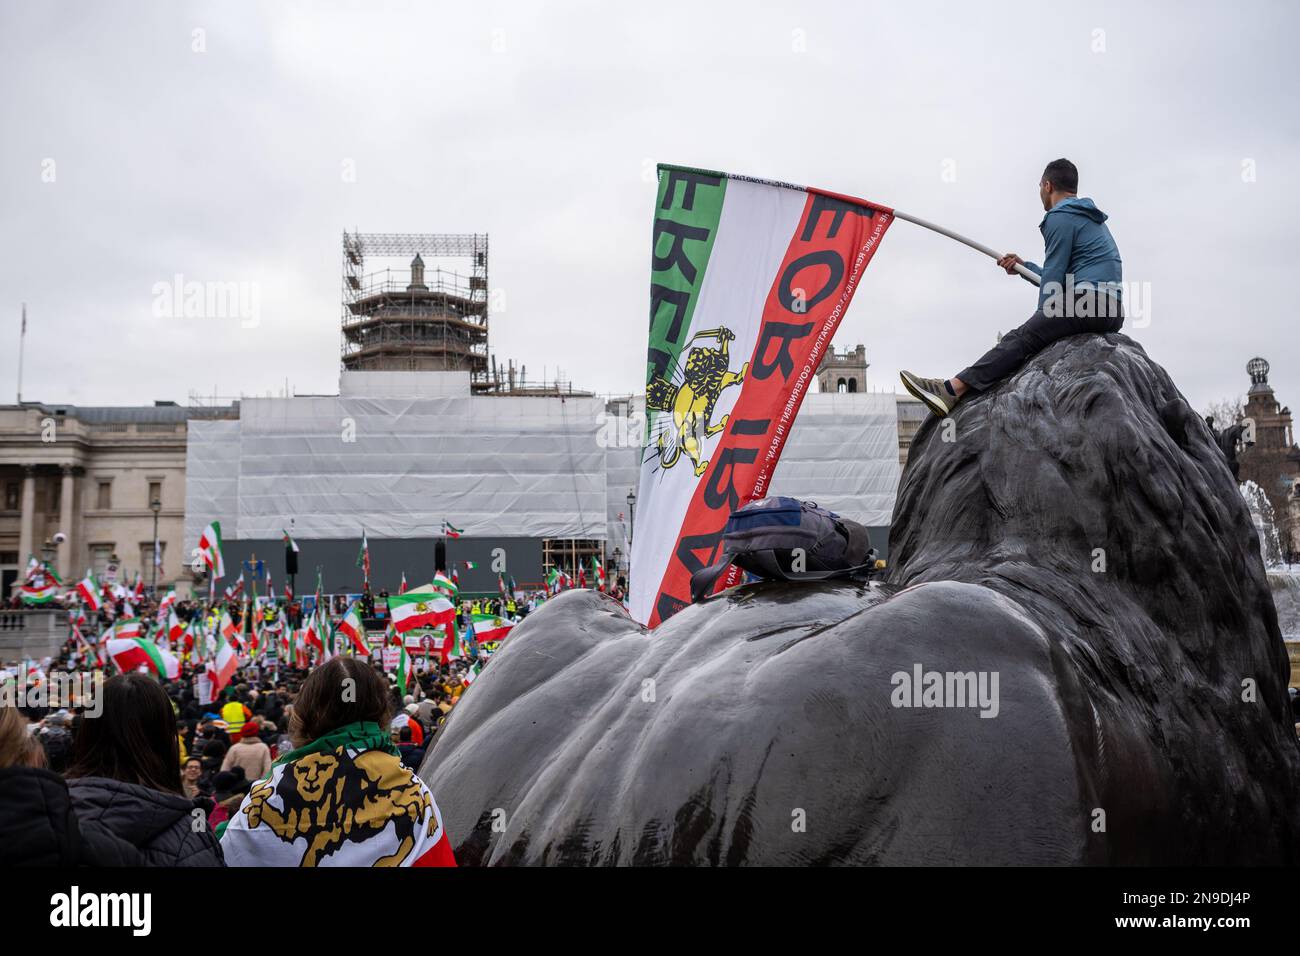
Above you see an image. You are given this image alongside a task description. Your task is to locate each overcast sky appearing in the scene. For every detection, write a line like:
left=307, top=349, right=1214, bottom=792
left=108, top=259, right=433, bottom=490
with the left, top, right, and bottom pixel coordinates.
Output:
left=2, top=0, right=1297, bottom=415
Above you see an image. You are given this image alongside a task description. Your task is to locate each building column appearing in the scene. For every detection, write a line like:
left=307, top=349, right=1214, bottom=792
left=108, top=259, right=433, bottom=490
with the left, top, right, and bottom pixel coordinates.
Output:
left=58, top=466, right=77, bottom=579
left=17, top=465, right=37, bottom=563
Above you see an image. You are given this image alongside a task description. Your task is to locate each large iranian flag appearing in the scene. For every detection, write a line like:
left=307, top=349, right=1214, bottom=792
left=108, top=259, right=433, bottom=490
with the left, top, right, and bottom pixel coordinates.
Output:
left=107, top=637, right=180, bottom=679
left=388, top=586, right=456, bottom=634
left=629, top=165, right=894, bottom=627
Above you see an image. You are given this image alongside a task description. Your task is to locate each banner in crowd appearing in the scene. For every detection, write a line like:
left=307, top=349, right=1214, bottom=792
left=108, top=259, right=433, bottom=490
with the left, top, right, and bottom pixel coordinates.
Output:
left=630, top=164, right=894, bottom=627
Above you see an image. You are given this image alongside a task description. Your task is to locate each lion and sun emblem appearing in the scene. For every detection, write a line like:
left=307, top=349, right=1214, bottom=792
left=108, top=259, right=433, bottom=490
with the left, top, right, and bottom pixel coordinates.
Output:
left=645, top=326, right=748, bottom=477
left=242, top=747, right=437, bottom=867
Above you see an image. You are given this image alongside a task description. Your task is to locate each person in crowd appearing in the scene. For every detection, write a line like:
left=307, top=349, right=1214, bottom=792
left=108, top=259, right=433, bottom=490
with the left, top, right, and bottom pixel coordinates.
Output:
left=181, top=756, right=207, bottom=799
left=0, top=704, right=143, bottom=866
left=221, top=721, right=272, bottom=782
left=391, top=707, right=425, bottom=747
left=207, top=770, right=250, bottom=834
left=35, top=712, right=74, bottom=774
left=65, top=672, right=225, bottom=866
left=220, top=656, right=455, bottom=866
left=221, top=691, right=252, bottom=738
left=394, top=724, right=425, bottom=771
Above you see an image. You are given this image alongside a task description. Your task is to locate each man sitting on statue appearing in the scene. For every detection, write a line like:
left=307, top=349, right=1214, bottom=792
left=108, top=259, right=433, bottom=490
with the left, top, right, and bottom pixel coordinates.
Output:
left=900, top=158, right=1124, bottom=416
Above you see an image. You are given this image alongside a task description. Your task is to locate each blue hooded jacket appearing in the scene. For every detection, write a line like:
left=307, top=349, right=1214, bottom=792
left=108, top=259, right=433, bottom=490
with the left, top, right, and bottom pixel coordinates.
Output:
left=1023, top=197, right=1122, bottom=312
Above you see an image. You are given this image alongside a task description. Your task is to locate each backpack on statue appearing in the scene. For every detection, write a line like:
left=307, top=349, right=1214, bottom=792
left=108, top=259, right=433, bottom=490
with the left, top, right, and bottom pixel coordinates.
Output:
left=689, top=496, right=877, bottom=604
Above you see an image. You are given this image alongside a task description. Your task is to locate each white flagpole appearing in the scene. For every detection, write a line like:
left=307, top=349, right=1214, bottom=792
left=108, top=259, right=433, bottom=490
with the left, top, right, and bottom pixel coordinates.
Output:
left=892, top=211, right=1042, bottom=286
left=16, top=302, right=27, bottom=402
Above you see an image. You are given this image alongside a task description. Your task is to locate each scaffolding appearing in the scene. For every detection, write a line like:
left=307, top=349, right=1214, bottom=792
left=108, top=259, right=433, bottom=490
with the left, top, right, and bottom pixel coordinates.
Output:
left=341, top=231, right=490, bottom=380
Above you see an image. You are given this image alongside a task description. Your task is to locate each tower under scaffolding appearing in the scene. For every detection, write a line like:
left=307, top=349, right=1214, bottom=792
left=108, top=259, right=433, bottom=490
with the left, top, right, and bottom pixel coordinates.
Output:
left=341, top=230, right=590, bottom=397
left=341, top=231, right=491, bottom=381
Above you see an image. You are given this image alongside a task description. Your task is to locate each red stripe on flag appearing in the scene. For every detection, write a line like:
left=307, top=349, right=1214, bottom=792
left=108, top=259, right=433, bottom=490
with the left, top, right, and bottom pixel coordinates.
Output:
left=412, top=830, right=457, bottom=867
left=647, top=191, right=893, bottom=627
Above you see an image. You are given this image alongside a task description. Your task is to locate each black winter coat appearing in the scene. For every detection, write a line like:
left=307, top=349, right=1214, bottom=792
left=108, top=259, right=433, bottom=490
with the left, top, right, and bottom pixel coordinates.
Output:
left=0, top=767, right=142, bottom=866
left=67, top=776, right=226, bottom=866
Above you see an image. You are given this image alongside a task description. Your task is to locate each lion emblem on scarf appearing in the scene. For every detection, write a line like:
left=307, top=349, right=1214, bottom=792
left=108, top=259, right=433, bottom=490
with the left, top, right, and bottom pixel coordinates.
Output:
left=243, top=748, right=437, bottom=866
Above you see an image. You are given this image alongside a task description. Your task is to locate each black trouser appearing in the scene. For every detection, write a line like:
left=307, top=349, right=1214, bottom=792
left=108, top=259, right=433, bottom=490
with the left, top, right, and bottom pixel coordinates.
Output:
left=957, top=290, right=1124, bottom=393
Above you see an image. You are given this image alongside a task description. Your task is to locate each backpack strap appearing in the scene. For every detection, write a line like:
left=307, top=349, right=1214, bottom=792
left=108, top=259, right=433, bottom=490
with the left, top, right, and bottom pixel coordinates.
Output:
left=690, top=554, right=736, bottom=604
left=690, top=551, right=877, bottom=604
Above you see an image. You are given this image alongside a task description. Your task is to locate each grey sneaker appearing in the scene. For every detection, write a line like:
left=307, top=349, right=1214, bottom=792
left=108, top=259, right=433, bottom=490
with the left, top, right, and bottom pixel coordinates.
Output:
left=899, top=370, right=956, bottom=417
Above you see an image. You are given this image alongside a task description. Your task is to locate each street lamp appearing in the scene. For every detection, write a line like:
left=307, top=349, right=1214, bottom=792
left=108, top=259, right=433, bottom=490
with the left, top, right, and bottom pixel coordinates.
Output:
left=626, top=489, right=636, bottom=544
left=149, top=498, right=162, bottom=595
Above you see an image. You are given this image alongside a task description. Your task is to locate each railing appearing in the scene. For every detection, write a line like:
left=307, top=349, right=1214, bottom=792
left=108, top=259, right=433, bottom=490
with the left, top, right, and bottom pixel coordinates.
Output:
left=346, top=271, right=486, bottom=306
left=0, top=608, right=68, bottom=631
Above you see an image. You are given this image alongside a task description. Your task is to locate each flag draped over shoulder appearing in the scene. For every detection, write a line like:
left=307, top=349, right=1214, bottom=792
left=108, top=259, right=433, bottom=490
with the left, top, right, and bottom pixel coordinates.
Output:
left=219, top=721, right=455, bottom=867
left=630, top=164, right=894, bottom=627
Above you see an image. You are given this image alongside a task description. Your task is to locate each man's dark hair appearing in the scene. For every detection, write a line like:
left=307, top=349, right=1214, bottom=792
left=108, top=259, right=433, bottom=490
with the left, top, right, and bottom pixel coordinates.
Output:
left=398, top=726, right=413, bottom=743
left=1042, top=158, right=1078, bottom=193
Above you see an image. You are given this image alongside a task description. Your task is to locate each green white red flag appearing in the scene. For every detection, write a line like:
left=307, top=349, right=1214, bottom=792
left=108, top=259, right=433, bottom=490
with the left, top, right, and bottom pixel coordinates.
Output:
left=389, top=624, right=414, bottom=693
left=107, top=637, right=180, bottom=679
left=303, top=609, right=324, bottom=655
left=356, top=528, right=370, bottom=586
left=630, top=165, right=894, bottom=627
left=76, top=572, right=102, bottom=611
left=431, top=572, right=458, bottom=603
left=388, top=586, right=456, bottom=634
left=198, top=521, right=225, bottom=578
left=208, top=633, right=238, bottom=696
left=336, top=602, right=369, bottom=655
left=20, top=582, right=59, bottom=605
left=166, top=609, right=185, bottom=644
left=470, top=612, right=514, bottom=646
left=220, top=610, right=242, bottom=652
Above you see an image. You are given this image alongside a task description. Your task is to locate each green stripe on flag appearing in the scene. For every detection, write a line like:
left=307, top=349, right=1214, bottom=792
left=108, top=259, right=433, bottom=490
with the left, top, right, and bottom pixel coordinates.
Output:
left=646, top=164, right=728, bottom=442
left=134, top=638, right=168, bottom=676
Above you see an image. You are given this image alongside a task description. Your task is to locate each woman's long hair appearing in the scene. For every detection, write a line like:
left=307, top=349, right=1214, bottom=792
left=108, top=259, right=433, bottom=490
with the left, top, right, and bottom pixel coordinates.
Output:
left=288, top=657, right=391, bottom=749
left=67, top=673, right=182, bottom=793
left=0, top=705, right=44, bottom=770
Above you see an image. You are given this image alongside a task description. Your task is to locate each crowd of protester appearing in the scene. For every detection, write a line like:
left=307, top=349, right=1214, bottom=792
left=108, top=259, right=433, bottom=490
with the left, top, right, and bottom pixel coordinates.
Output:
left=1, top=616, right=482, bottom=867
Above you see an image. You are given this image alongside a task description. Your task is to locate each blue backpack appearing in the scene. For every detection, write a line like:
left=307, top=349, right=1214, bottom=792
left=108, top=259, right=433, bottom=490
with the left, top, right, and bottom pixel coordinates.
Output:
left=689, top=496, right=877, bottom=604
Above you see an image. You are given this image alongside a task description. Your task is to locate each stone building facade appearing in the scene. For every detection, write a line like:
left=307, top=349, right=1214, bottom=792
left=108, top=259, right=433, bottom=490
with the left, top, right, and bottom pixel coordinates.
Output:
left=0, top=401, right=235, bottom=600
left=817, top=344, right=869, bottom=394
left=1238, top=357, right=1300, bottom=561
